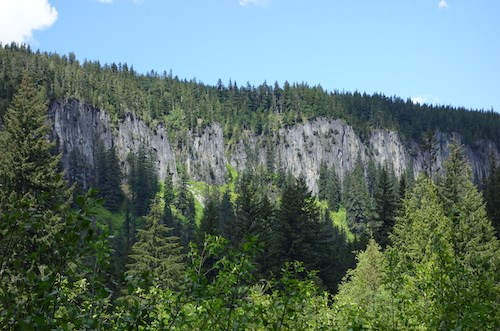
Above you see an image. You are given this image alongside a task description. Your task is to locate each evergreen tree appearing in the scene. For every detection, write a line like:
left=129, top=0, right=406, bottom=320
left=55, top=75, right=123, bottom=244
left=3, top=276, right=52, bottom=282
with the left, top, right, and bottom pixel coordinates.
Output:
left=421, top=129, right=439, bottom=179
left=373, top=165, right=398, bottom=247
left=343, top=158, right=374, bottom=238
left=219, top=190, right=235, bottom=240
left=387, top=168, right=500, bottom=330
left=0, top=73, right=105, bottom=329
left=230, top=173, right=261, bottom=246
left=0, top=73, right=65, bottom=203
left=272, top=177, right=337, bottom=290
left=127, top=144, right=158, bottom=216
left=197, top=192, right=220, bottom=244
left=334, top=239, right=391, bottom=330
left=162, top=169, right=177, bottom=232
left=96, top=141, right=123, bottom=211
left=127, top=193, right=184, bottom=289
left=437, top=142, right=500, bottom=329
left=386, top=177, right=455, bottom=330
left=318, top=161, right=341, bottom=211
left=485, top=155, right=500, bottom=235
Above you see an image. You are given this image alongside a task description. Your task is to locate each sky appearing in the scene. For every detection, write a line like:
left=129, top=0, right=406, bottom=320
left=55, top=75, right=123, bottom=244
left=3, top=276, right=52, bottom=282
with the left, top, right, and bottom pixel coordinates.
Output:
left=1, top=0, right=499, bottom=112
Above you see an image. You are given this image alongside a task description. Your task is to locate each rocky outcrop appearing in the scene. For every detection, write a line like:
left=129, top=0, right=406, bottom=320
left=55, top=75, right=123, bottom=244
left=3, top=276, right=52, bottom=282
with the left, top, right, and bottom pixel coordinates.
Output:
left=51, top=100, right=178, bottom=189
left=50, top=100, right=499, bottom=193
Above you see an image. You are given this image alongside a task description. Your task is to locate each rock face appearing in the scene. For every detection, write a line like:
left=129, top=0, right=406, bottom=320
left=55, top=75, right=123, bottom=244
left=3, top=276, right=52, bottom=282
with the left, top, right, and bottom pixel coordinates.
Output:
left=50, top=100, right=499, bottom=193
left=51, top=100, right=178, bottom=189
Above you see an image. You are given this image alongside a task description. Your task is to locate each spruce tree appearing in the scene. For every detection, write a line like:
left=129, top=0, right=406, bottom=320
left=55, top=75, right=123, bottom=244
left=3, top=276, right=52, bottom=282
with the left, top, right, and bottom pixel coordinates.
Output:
left=127, top=145, right=158, bottom=216
left=231, top=173, right=261, bottom=246
left=386, top=177, right=454, bottom=330
left=127, top=193, right=184, bottom=289
left=373, top=165, right=398, bottom=247
left=343, top=158, right=374, bottom=238
left=437, top=142, right=500, bottom=329
left=0, top=73, right=103, bottom=328
left=334, top=239, right=391, bottom=330
left=318, top=161, right=341, bottom=211
left=273, top=177, right=337, bottom=290
left=197, top=192, right=220, bottom=244
left=485, top=155, right=500, bottom=235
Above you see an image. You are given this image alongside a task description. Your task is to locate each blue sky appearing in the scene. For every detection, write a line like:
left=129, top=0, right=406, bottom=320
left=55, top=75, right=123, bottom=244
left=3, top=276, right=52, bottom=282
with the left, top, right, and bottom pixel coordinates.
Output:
left=1, top=0, right=499, bottom=111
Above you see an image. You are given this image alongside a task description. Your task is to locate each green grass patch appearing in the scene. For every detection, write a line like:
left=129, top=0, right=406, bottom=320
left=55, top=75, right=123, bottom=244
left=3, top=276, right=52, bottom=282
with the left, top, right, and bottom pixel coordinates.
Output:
left=93, top=204, right=126, bottom=236
left=330, top=207, right=355, bottom=242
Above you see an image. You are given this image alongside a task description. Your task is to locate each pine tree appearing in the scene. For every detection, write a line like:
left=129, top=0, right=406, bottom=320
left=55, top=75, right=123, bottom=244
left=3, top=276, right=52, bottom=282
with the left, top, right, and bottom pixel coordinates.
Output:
left=0, top=73, right=65, bottom=203
left=373, top=165, right=398, bottom=247
left=421, top=129, right=439, bottom=179
left=0, top=73, right=103, bottom=328
left=387, top=164, right=500, bottom=329
left=318, top=162, right=341, bottom=211
left=197, top=192, right=220, bottom=244
left=230, top=173, right=261, bottom=246
left=162, top=169, right=177, bottom=233
left=343, top=158, right=374, bottom=238
left=96, top=141, right=123, bottom=211
left=437, top=142, right=500, bottom=329
left=334, top=239, right=391, bottom=330
left=127, top=194, right=184, bottom=289
left=127, top=145, right=158, bottom=216
left=219, top=190, right=235, bottom=240
left=175, top=174, right=196, bottom=246
left=272, top=177, right=337, bottom=289
left=386, top=177, right=454, bottom=330
left=485, top=155, right=500, bottom=235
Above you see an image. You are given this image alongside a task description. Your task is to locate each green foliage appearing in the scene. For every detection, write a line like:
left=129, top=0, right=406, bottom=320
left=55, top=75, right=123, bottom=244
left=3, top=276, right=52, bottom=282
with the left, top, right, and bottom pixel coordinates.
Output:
left=127, top=144, right=158, bottom=217
left=126, top=193, right=184, bottom=290
left=318, top=161, right=342, bottom=211
left=96, top=142, right=123, bottom=211
left=334, top=239, right=392, bottom=330
left=343, top=157, right=375, bottom=238
left=373, top=165, right=399, bottom=247
left=485, top=154, right=500, bottom=235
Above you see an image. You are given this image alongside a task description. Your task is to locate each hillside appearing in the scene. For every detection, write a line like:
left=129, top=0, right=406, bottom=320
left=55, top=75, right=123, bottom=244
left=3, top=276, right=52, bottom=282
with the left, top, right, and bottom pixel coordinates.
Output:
left=1, top=44, right=500, bottom=190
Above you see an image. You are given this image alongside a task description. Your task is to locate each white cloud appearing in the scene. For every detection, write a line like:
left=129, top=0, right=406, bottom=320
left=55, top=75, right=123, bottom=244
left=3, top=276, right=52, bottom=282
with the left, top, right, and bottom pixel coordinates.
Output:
left=239, top=0, right=267, bottom=7
left=0, top=0, right=58, bottom=45
left=411, top=96, right=427, bottom=105
left=438, top=0, right=449, bottom=9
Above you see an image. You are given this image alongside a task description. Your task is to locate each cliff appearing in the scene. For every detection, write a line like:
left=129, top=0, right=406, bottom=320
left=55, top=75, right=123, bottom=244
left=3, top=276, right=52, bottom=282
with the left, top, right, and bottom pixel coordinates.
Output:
left=50, top=100, right=499, bottom=193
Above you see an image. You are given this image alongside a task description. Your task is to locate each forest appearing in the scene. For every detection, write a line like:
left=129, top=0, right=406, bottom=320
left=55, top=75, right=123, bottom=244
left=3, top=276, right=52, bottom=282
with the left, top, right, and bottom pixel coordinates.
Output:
left=0, top=45, right=499, bottom=330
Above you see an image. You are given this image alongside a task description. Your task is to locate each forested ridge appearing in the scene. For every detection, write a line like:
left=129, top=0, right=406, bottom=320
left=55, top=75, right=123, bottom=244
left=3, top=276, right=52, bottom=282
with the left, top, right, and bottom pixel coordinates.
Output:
left=0, top=45, right=499, bottom=330
left=2, top=43, right=500, bottom=147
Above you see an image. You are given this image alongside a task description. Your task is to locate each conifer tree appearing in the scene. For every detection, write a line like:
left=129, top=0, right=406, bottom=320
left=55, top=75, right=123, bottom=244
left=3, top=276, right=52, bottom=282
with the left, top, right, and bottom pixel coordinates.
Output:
left=387, top=167, right=500, bottom=330
left=373, top=165, right=398, bottom=247
left=162, top=169, right=177, bottom=233
left=343, top=158, right=374, bottom=237
left=334, top=239, right=391, bottom=330
left=386, top=177, right=454, bottom=330
left=437, top=142, right=500, bottom=329
left=127, top=144, right=158, bottom=216
left=219, top=190, right=235, bottom=240
left=272, top=177, right=337, bottom=289
left=318, top=162, right=341, bottom=211
left=485, top=155, right=500, bottom=235
left=175, top=174, right=196, bottom=246
left=96, top=141, right=123, bottom=211
left=230, top=173, right=261, bottom=246
left=127, top=193, right=184, bottom=289
left=197, top=192, right=220, bottom=244
left=0, top=73, right=103, bottom=329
